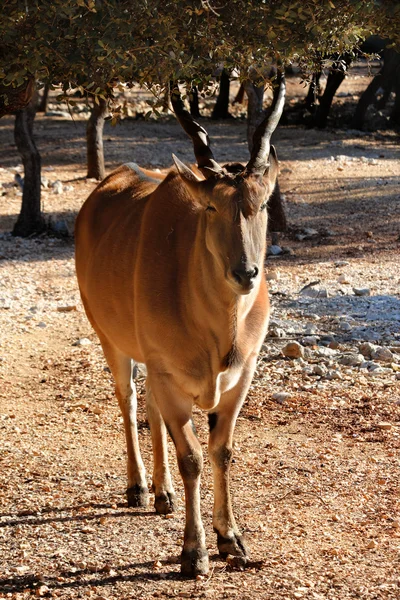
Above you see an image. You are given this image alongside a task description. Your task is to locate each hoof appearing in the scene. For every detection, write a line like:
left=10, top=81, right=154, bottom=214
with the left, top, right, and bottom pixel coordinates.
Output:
left=217, top=532, right=248, bottom=560
left=126, top=485, right=149, bottom=508
left=181, top=548, right=209, bottom=577
left=154, top=491, right=176, bottom=515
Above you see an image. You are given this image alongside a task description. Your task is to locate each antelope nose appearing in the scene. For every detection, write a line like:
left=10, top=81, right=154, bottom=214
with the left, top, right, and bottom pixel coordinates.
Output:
left=232, top=265, right=259, bottom=286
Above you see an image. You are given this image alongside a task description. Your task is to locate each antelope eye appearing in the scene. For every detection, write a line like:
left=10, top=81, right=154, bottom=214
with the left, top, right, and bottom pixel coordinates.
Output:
left=260, top=202, right=268, bottom=212
left=206, top=205, right=217, bottom=212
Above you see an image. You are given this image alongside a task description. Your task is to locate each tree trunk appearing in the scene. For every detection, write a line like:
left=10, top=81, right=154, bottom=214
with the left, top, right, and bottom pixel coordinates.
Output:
left=313, top=56, right=352, bottom=128
left=351, top=74, right=383, bottom=129
left=189, top=87, right=201, bottom=118
left=268, top=179, right=287, bottom=234
left=86, top=97, right=107, bottom=180
left=212, top=70, right=231, bottom=119
left=37, top=84, right=50, bottom=113
left=244, top=81, right=264, bottom=152
left=391, top=69, right=400, bottom=124
left=12, top=100, right=45, bottom=237
left=233, top=83, right=245, bottom=105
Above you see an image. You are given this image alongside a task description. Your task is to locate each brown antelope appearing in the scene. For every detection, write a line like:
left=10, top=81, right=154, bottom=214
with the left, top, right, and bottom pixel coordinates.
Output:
left=75, top=76, right=285, bottom=577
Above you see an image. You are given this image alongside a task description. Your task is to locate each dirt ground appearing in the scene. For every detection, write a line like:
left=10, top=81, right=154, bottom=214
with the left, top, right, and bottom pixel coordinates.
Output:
left=1, top=67, right=400, bottom=600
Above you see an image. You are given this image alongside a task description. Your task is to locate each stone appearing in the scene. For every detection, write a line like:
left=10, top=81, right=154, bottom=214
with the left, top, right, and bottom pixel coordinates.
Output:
left=52, top=181, right=64, bottom=195
left=377, top=422, right=392, bottom=431
left=73, top=337, right=92, bottom=346
left=268, top=326, right=286, bottom=338
left=334, top=260, right=350, bottom=267
left=315, top=346, right=338, bottom=358
left=359, top=342, right=377, bottom=359
left=338, top=321, right=352, bottom=332
left=319, top=335, right=336, bottom=346
left=353, top=287, right=371, bottom=296
left=272, top=392, right=291, bottom=404
left=301, top=336, right=319, bottom=347
left=281, top=246, right=295, bottom=255
left=299, top=286, right=329, bottom=299
left=57, top=305, right=77, bottom=312
left=267, top=245, right=282, bottom=256
left=325, top=369, right=342, bottom=380
left=304, top=324, right=318, bottom=335
left=338, top=353, right=365, bottom=367
left=313, top=364, right=327, bottom=376
left=368, top=367, right=393, bottom=376
left=371, top=347, right=394, bottom=362
left=338, top=274, right=351, bottom=284
left=282, top=342, right=304, bottom=359
left=266, top=269, right=280, bottom=281
left=50, top=220, right=70, bottom=238
left=46, top=110, right=72, bottom=119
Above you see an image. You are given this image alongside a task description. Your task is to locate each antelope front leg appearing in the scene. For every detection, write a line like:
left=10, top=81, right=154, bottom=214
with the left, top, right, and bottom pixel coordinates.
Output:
left=208, top=357, right=257, bottom=561
left=148, top=373, right=208, bottom=577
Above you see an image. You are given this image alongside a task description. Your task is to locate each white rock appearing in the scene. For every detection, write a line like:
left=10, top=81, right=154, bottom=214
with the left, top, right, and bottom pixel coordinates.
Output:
left=338, top=321, right=352, bottom=332
left=73, top=337, right=92, bottom=346
left=315, top=347, right=338, bottom=358
left=272, top=392, right=291, bottom=404
left=52, top=180, right=63, bottom=194
left=338, top=274, right=351, bottom=284
left=334, top=260, right=350, bottom=267
left=313, top=364, right=328, bottom=376
left=325, top=369, right=342, bottom=380
left=353, top=287, right=371, bottom=296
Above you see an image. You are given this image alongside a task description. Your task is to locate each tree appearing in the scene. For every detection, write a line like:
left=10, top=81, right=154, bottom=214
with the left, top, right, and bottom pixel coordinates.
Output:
left=1, top=1, right=399, bottom=235
left=86, top=96, right=108, bottom=180
left=13, top=96, right=46, bottom=237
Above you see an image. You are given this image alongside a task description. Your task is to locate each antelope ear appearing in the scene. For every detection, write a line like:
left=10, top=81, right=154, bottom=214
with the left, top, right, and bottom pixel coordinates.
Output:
left=172, top=154, right=202, bottom=183
left=172, top=153, right=207, bottom=206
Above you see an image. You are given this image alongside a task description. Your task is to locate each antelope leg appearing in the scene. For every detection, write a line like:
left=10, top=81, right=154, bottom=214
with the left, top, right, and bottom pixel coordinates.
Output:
left=148, top=372, right=208, bottom=577
left=208, top=356, right=258, bottom=560
left=146, top=383, right=176, bottom=514
left=99, top=336, right=148, bottom=507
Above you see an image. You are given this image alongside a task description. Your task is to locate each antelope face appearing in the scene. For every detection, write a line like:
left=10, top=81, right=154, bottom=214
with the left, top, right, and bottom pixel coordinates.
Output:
left=174, top=151, right=279, bottom=295
left=204, top=175, right=268, bottom=295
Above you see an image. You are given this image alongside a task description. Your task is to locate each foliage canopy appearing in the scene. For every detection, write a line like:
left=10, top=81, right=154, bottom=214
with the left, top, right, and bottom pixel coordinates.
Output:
left=1, top=0, right=399, bottom=109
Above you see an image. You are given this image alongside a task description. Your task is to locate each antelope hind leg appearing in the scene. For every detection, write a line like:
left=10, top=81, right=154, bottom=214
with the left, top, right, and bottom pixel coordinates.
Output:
left=146, top=384, right=176, bottom=514
left=99, top=336, right=149, bottom=507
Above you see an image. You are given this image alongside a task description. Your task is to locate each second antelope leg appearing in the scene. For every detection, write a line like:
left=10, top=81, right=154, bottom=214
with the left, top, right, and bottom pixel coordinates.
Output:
left=148, top=373, right=208, bottom=577
left=99, top=336, right=149, bottom=507
left=208, top=356, right=258, bottom=560
left=146, top=384, right=176, bottom=514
